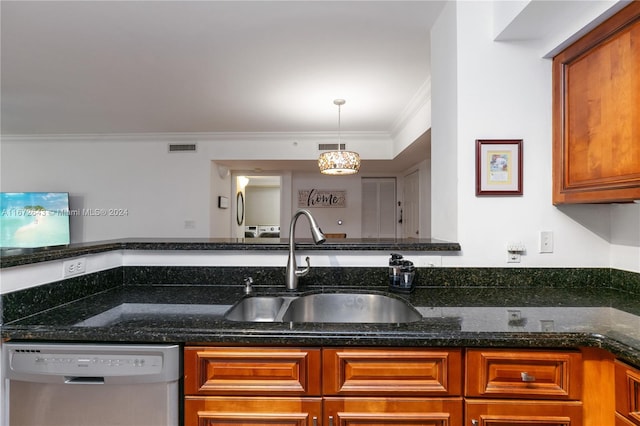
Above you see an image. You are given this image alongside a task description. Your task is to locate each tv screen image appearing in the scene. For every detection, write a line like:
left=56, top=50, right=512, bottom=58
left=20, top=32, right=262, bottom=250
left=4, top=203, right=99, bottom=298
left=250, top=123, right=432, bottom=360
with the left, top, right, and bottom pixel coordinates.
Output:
left=0, top=192, right=70, bottom=248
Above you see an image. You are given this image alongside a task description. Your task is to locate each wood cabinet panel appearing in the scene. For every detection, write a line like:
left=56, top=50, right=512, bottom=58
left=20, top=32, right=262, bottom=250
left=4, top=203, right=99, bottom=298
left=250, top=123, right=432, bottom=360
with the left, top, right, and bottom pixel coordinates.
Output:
left=618, top=413, right=638, bottom=426
left=615, top=360, right=640, bottom=425
left=466, top=400, right=582, bottom=426
left=184, top=396, right=322, bottom=426
left=323, top=348, right=462, bottom=396
left=324, top=397, right=463, bottom=426
left=466, top=349, right=582, bottom=400
left=184, top=346, right=321, bottom=396
left=552, top=1, right=640, bottom=204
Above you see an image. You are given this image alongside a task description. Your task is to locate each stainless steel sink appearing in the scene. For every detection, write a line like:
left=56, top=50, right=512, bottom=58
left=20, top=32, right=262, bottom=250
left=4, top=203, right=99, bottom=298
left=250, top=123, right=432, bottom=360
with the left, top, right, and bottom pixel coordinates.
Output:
left=223, top=296, right=289, bottom=322
left=224, top=293, right=422, bottom=323
left=281, top=293, right=422, bottom=323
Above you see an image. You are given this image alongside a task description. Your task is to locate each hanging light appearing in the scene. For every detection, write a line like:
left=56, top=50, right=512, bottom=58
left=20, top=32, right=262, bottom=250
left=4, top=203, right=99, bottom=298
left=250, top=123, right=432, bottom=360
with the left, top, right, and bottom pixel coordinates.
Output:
left=318, top=99, right=361, bottom=175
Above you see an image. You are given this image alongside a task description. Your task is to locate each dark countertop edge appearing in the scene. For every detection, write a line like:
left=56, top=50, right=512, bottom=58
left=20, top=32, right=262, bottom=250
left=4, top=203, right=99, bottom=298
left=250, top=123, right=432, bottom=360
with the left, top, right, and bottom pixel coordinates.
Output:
left=0, top=238, right=461, bottom=268
left=2, top=328, right=637, bottom=367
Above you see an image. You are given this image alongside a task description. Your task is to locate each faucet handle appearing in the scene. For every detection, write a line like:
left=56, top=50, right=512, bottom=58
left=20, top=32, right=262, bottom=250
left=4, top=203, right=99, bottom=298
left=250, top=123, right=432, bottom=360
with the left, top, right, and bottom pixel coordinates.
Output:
left=244, top=277, right=254, bottom=294
left=295, top=256, right=311, bottom=278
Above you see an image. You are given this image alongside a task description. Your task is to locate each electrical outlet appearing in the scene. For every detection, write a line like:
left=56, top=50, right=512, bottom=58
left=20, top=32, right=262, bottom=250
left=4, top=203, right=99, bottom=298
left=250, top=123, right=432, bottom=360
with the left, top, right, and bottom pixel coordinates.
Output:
left=63, top=257, right=86, bottom=278
left=539, top=231, right=553, bottom=253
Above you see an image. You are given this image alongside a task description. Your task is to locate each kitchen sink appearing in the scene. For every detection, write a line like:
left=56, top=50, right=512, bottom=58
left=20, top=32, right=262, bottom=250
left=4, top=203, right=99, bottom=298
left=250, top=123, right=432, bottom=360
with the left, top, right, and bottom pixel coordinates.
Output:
left=224, top=293, right=422, bottom=324
left=281, top=293, right=422, bottom=323
left=223, top=296, right=289, bottom=322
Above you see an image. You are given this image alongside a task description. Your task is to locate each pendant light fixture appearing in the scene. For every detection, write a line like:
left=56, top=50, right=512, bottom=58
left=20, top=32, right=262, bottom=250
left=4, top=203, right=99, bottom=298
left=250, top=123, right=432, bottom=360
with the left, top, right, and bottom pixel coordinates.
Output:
left=318, top=99, right=361, bottom=175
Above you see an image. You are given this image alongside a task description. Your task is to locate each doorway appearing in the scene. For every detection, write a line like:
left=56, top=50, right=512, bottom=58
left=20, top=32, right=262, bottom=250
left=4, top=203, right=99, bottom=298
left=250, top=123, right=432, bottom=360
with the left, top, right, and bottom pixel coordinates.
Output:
left=244, top=175, right=282, bottom=238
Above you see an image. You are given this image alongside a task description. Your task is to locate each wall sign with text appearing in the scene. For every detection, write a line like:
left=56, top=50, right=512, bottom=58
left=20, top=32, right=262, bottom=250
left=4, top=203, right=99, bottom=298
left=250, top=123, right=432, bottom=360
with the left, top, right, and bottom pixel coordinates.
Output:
left=298, top=189, right=346, bottom=208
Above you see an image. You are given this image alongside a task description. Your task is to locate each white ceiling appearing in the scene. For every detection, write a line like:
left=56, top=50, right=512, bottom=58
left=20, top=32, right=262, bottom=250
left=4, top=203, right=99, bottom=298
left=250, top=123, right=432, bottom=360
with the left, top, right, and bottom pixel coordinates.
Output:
left=1, top=1, right=445, bottom=137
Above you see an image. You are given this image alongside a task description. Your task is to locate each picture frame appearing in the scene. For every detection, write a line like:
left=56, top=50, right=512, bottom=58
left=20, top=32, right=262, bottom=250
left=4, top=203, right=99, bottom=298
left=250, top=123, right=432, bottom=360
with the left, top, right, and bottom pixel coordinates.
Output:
left=476, top=139, right=523, bottom=196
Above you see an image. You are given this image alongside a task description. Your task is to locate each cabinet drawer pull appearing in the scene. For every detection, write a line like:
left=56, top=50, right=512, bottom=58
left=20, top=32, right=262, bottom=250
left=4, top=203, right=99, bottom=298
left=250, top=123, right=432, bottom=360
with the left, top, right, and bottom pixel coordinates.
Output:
left=329, top=415, right=334, bottom=426
left=471, top=420, right=479, bottom=426
left=521, top=372, right=536, bottom=382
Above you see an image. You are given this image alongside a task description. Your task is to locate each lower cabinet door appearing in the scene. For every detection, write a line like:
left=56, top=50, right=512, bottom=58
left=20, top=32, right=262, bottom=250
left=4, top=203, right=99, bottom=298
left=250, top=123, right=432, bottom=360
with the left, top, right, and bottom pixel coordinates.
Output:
left=323, top=397, right=463, bottom=426
left=466, top=400, right=583, bottom=426
left=618, top=412, right=639, bottom=426
left=185, top=396, right=322, bottom=426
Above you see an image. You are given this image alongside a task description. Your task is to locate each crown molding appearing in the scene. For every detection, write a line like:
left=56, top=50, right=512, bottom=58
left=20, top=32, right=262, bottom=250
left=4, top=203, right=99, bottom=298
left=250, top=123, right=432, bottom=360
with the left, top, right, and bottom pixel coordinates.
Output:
left=389, top=77, right=432, bottom=139
left=1, top=130, right=392, bottom=144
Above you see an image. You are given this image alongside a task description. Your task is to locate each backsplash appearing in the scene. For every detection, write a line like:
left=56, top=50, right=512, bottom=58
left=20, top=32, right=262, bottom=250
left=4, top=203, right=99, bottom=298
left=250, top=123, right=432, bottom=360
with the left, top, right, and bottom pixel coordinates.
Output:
left=3, top=266, right=638, bottom=324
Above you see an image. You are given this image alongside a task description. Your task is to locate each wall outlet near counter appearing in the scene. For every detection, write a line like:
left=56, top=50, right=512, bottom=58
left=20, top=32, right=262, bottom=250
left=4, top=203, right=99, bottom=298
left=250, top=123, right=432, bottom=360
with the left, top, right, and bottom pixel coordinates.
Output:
left=62, top=257, right=86, bottom=278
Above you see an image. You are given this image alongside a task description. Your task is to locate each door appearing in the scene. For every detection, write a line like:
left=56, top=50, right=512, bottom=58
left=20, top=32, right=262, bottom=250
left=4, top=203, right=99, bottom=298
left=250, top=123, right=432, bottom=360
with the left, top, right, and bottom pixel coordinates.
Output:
left=361, top=178, right=396, bottom=238
left=403, top=170, right=420, bottom=238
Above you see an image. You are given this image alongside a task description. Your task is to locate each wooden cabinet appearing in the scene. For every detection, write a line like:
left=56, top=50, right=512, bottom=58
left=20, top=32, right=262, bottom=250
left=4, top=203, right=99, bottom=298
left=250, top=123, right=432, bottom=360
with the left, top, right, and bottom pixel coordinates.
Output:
left=183, top=345, right=640, bottom=425
left=615, top=360, right=640, bottom=425
left=184, top=397, right=322, bottom=426
left=323, top=347, right=462, bottom=396
left=185, top=346, right=463, bottom=426
left=552, top=2, right=640, bottom=204
left=466, top=400, right=583, bottom=425
left=466, top=349, right=582, bottom=400
left=184, top=347, right=322, bottom=426
left=324, top=397, right=463, bottom=426
left=184, top=346, right=321, bottom=396
left=323, top=348, right=463, bottom=426
left=465, top=349, right=583, bottom=425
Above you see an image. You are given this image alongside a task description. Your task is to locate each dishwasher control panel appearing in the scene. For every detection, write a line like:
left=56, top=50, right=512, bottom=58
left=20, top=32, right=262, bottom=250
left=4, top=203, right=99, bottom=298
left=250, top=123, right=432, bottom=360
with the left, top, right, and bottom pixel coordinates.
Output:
left=3, top=343, right=180, bottom=384
left=10, top=351, right=164, bottom=376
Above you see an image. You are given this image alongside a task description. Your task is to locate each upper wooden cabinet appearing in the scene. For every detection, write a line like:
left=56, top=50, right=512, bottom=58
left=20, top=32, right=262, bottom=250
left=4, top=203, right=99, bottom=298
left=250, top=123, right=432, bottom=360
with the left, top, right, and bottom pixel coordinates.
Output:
left=552, top=2, right=640, bottom=204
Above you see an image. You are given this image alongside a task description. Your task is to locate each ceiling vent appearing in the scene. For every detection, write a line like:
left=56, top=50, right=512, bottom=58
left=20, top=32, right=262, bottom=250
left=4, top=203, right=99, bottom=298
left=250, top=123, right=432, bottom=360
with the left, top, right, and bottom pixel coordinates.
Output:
left=168, top=143, right=197, bottom=153
left=318, top=143, right=346, bottom=151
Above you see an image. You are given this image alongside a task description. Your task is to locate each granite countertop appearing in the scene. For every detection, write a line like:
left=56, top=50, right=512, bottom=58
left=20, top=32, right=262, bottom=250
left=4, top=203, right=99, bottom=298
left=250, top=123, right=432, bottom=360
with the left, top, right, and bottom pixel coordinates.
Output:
left=0, top=237, right=461, bottom=268
left=3, top=284, right=639, bottom=367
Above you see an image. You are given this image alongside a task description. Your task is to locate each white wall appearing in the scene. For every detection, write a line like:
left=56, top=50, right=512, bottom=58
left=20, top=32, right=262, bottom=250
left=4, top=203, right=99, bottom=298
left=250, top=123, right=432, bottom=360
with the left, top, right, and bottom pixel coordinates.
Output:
left=1, top=136, right=212, bottom=241
left=210, top=162, right=232, bottom=238
left=1, top=2, right=638, bottom=272
left=245, top=186, right=280, bottom=226
left=430, top=1, right=639, bottom=271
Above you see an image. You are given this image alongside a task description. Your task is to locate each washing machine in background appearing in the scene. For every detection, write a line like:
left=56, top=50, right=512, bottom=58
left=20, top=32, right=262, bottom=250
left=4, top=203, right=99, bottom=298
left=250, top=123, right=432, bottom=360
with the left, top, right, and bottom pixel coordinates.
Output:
left=258, top=225, right=280, bottom=238
left=244, top=226, right=258, bottom=238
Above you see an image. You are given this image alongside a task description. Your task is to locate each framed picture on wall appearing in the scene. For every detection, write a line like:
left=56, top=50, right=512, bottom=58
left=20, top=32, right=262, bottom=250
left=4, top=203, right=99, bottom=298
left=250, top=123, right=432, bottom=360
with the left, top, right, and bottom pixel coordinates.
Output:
left=476, top=139, right=523, bottom=196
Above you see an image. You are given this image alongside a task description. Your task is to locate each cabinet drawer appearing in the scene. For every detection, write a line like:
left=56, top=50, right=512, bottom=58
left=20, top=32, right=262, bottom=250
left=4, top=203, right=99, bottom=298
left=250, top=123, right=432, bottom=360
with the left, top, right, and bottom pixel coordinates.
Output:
left=466, top=400, right=582, bottom=425
left=185, top=396, right=322, bottom=426
left=466, top=349, right=582, bottom=400
left=324, top=397, right=463, bottom=426
left=323, top=347, right=462, bottom=396
left=184, top=346, right=321, bottom=396
left=615, top=360, right=640, bottom=425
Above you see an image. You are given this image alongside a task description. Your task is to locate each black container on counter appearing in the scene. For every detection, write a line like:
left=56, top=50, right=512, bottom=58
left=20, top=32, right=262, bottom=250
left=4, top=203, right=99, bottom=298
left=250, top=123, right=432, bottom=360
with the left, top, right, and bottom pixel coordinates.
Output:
left=388, top=253, right=416, bottom=293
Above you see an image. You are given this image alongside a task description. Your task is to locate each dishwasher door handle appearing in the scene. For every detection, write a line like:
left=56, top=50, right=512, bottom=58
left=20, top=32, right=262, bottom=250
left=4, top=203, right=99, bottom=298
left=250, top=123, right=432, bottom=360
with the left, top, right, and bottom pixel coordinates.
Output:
left=64, top=376, right=105, bottom=384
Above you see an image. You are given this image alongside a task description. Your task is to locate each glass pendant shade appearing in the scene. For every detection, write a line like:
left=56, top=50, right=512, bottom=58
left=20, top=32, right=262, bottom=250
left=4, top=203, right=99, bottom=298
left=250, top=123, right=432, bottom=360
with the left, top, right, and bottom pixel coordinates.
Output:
left=318, top=98, right=361, bottom=175
left=318, top=150, right=361, bottom=175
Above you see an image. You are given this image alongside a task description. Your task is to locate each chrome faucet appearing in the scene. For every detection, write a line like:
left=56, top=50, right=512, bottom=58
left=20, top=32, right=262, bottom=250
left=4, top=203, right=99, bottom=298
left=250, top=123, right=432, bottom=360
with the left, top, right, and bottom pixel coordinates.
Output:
left=285, top=209, right=326, bottom=290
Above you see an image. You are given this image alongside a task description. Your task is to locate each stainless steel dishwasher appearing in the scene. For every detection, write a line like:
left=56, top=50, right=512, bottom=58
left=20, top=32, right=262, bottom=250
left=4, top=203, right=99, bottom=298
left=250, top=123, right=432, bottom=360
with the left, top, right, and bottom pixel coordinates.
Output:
left=2, top=342, right=180, bottom=426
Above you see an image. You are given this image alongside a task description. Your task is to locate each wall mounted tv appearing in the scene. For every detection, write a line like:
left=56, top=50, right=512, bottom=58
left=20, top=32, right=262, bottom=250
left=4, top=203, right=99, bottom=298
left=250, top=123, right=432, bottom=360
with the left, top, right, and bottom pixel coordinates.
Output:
left=0, top=192, right=70, bottom=248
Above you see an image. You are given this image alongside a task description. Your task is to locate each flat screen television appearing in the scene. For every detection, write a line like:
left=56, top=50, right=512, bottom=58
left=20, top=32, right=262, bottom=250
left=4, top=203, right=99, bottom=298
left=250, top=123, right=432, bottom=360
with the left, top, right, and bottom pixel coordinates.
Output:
left=0, top=192, right=70, bottom=248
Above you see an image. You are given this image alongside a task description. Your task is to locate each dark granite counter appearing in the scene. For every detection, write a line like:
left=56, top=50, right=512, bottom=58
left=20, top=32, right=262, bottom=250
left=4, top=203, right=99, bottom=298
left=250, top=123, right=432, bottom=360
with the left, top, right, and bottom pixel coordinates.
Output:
left=0, top=237, right=461, bottom=268
left=3, top=280, right=640, bottom=368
